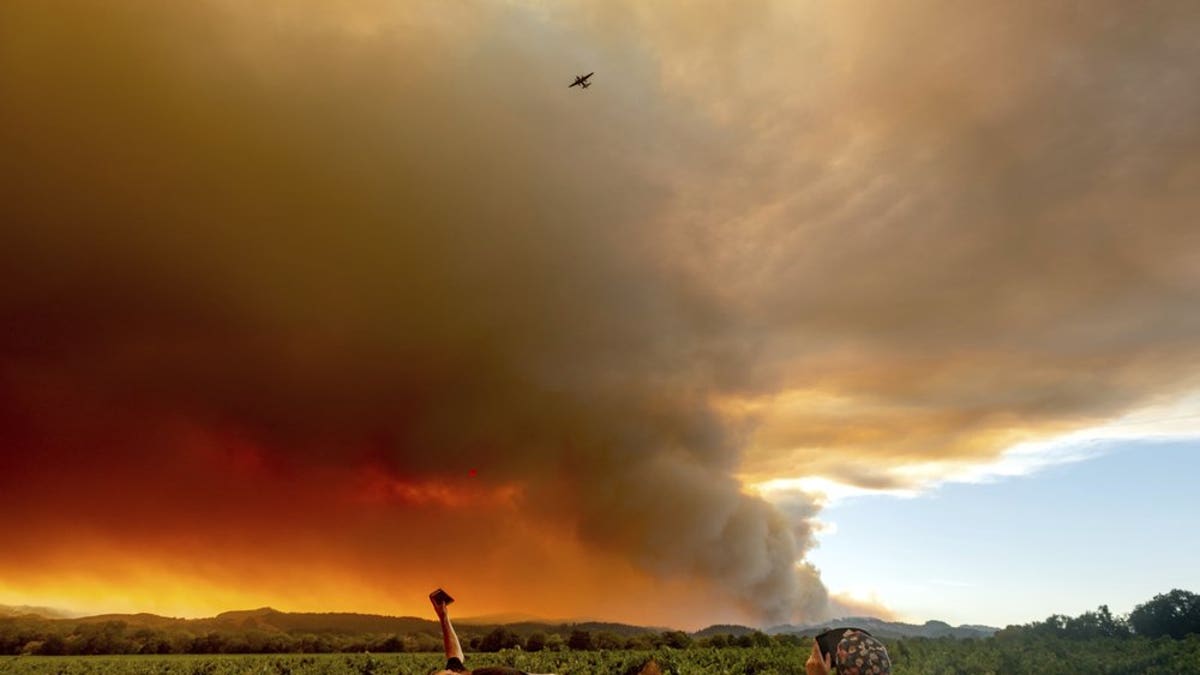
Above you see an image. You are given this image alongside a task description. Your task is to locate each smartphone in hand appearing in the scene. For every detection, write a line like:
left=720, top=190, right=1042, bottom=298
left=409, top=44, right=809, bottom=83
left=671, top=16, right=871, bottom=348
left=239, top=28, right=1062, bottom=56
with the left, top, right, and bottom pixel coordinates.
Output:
left=815, top=627, right=870, bottom=667
left=430, top=589, right=455, bottom=605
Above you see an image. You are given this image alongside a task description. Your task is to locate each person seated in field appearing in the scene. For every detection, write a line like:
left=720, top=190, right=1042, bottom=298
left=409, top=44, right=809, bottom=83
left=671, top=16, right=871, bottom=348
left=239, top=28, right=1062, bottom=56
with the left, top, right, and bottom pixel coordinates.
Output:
left=805, top=629, right=891, bottom=675
left=428, top=589, right=554, bottom=675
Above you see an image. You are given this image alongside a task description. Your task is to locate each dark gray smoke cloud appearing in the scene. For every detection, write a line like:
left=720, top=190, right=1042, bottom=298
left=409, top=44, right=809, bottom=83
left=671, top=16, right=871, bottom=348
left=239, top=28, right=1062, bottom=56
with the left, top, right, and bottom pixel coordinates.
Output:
left=0, top=0, right=820, bottom=624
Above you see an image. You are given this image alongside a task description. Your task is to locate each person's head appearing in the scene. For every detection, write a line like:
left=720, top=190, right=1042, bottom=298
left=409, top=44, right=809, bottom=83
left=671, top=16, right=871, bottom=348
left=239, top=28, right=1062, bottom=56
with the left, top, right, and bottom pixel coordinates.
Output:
left=834, top=630, right=890, bottom=675
left=429, top=657, right=468, bottom=675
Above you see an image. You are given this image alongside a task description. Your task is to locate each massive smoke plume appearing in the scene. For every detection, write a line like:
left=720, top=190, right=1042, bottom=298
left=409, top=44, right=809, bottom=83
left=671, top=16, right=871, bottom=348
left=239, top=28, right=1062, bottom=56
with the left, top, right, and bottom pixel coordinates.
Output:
left=3, top=0, right=1199, bottom=626
left=0, top=0, right=823, bottom=625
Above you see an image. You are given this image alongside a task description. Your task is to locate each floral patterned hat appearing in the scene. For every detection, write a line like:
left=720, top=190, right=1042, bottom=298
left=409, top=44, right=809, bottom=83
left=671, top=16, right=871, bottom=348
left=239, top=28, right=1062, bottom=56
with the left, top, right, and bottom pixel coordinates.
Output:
left=835, top=629, right=891, bottom=675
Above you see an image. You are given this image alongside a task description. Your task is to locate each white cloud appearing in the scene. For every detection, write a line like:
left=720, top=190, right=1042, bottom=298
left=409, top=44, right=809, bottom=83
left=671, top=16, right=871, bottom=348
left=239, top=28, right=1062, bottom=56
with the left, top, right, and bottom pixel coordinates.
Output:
left=752, top=389, right=1200, bottom=508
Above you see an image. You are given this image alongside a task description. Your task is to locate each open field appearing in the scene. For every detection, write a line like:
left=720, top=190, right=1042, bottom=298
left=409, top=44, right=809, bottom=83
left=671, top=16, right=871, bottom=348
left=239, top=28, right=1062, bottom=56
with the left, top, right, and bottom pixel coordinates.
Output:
left=4, top=639, right=1200, bottom=675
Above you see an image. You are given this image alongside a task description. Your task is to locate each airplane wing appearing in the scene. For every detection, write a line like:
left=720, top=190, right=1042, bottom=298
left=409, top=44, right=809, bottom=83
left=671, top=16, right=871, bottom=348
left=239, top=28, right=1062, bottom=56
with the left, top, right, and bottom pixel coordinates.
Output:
left=583, top=72, right=594, bottom=81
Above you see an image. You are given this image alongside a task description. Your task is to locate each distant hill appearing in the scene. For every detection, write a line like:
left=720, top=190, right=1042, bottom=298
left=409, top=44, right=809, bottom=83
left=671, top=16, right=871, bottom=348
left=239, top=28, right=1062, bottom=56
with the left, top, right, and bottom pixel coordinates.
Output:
left=0, top=604, right=78, bottom=619
left=455, top=612, right=549, bottom=625
left=1, top=607, right=660, bottom=639
left=59, top=607, right=441, bottom=636
left=693, top=624, right=762, bottom=638
left=696, top=617, right=996, bottom=640
left=763, top=616, right=997, bottom=640
left=210, top=608, right=437, bottom=635
left=2, top=605, right=993, bottom=641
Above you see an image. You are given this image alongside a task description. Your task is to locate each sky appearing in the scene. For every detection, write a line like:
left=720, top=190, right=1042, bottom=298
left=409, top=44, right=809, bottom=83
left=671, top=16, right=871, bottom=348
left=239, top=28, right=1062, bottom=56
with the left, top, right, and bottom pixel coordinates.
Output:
left=806, top=437, right=1200, bottom=627
left=1, top=0, right=1198, bottom=630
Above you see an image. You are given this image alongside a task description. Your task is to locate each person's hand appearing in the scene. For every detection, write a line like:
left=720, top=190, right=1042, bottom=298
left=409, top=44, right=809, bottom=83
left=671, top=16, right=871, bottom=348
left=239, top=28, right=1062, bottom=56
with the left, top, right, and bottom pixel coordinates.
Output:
left=428, top=590, right=448, bottom=616
left=806, top=639, right=832, bottom=675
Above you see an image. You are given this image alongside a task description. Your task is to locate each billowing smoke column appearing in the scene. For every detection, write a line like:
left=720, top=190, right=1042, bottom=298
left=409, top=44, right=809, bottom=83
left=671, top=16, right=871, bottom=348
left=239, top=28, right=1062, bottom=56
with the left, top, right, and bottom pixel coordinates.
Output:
left=0, top=0, right=827, bottom=624
left=5, top=0, right=1200, bottom=625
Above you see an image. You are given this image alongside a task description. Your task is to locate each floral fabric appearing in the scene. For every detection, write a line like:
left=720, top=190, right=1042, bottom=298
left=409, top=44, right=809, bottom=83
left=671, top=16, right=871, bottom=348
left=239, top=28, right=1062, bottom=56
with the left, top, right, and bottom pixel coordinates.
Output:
left=835, top=630, right=891, bottom=675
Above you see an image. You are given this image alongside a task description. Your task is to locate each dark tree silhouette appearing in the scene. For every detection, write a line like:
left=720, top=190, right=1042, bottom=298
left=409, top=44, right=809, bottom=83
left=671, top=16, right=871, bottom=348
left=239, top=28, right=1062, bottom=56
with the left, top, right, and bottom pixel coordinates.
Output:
left=524, top=631, right=547, bottom=652
left=567, top=629, right=593, bottom=651
left=1129, top=589, right=1200, bottom=639
left=478, top=627, right=521, bottom=652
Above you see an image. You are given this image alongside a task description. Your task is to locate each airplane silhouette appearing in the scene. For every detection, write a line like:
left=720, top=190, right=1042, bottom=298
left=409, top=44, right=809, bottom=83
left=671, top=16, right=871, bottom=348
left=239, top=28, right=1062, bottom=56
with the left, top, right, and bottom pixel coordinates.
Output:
left=569, top=72, right=594, bottom=89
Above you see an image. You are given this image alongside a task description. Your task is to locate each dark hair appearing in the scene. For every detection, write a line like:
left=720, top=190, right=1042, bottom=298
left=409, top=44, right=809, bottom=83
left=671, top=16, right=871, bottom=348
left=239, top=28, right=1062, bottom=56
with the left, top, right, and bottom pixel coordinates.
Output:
left=429, top=657, right=469, bottom=675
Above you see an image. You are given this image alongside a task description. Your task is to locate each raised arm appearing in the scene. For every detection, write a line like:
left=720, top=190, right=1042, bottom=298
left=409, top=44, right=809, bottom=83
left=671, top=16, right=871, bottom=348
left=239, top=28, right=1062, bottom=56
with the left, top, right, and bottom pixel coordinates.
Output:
left=430, top=589, right=465, bottom=665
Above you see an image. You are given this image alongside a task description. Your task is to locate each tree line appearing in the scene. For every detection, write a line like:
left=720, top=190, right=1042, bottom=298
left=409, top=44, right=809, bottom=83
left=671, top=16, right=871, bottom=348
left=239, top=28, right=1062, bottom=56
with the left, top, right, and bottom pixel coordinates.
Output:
left=0, top=622, right=804, bottom=657
left=996, top=589, right=1200, bottom=641
left=2, top=588, right=1196, bottom=656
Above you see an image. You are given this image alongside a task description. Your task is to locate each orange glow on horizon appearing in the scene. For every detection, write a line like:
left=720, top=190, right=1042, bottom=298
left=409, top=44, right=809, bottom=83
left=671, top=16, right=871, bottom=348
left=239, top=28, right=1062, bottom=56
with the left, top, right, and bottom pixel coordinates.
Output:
left=0, top=531, right=757, bottom=629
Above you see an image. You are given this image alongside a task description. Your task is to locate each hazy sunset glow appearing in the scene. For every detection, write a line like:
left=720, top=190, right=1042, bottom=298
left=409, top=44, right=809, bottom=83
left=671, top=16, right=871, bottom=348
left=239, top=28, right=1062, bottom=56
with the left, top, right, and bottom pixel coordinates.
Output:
left=2, top=0, right=1198, bottom=630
